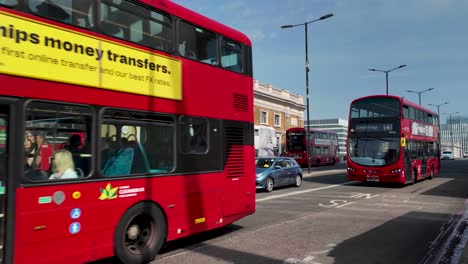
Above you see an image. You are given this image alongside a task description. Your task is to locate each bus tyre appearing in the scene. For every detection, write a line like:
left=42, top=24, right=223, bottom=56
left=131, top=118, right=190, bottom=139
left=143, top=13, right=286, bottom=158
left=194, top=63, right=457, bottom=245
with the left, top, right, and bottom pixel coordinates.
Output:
left=412, top=169, right=417, bottom=185
left=294, top=175, right=302, bottom=187
left=265, top=177, right=274, bottom=192
left=114, top=202, right=167, bottom=264
left=428, top=168, right=434, bottom=180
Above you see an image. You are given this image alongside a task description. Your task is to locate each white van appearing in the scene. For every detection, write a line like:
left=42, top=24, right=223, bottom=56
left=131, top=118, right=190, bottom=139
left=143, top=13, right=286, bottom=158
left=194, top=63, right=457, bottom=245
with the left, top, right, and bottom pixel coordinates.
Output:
left=441, top=150, right=455, bottom=160
left=463, top=151, right=468, bottom=158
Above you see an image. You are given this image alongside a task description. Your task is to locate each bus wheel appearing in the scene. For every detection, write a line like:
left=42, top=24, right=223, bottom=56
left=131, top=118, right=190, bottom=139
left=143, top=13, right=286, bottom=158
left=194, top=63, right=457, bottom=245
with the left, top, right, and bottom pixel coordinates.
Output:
left=294, top=174, right=302, bottom=187
left=331, top=158, right=336, bottom=165
left=265, top=177, right=274, bottom=192
left=412, top=169, right=418, bottom=185
left=114, top=202, right=167, bottom=264
left=316, top=160, right=320, bottom=167
left=428, top=167, right=434, bottom=180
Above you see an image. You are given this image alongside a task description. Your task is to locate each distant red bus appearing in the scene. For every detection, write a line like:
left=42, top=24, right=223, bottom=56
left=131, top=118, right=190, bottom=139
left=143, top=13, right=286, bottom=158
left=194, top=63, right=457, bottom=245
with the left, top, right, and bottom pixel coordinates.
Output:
left=347, top=95, right=440, bottom=184
left=0, top=1, right=254, bottom=263
left=285, top=127, right=339, bottom=167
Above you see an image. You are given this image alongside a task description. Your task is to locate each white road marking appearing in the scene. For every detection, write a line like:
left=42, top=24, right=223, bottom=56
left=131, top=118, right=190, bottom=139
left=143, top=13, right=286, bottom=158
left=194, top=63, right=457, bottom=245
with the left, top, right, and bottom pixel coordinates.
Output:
left=256, top=181, right=360, bottom=202
left=256, top=185, right=340, bottom=202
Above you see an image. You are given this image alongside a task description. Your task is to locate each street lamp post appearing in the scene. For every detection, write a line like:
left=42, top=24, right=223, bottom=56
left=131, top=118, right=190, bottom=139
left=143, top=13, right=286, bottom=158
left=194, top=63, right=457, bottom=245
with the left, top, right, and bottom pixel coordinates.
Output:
left=281, top=13, right=334, bottom=173
left=406, top=88, right=435, bottom=105
left=428, top=102, right=449, bottom=129
left=369, top=65, right=407, bottom=95
left=443, top=112, right=460, bottom=156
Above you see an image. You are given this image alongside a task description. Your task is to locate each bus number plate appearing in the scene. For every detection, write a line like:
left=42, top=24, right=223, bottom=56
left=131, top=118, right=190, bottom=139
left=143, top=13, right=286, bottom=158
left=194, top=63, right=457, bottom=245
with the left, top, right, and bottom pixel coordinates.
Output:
left=367, top=175, right=379, bottom=182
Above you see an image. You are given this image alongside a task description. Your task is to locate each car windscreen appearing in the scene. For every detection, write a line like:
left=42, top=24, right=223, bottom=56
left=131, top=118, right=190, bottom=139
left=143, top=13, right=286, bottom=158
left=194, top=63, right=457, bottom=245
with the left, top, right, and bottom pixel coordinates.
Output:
left=256, top=158, right=275, bottom=168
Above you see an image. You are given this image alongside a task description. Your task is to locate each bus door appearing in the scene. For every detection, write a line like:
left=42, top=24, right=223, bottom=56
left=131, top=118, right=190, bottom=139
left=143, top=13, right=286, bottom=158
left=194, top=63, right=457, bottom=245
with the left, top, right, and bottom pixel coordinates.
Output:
left=0, top=100, right=15, bottom=264
left=421, top=142, right=427, bottom=178
left=404, top=143, right=412, bottom=183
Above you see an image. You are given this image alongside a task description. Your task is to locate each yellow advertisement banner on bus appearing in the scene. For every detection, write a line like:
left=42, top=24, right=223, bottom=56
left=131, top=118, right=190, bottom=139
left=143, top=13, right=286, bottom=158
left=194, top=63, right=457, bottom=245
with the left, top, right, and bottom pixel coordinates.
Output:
left=0, top=12, right=182, bottom=100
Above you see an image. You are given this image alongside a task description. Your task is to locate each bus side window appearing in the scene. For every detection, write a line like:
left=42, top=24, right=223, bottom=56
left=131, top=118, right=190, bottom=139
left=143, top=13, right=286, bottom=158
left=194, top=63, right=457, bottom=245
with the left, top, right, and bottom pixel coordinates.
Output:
left=0, top=0, right=17, bottom=7
left=101, top=111, right=175, bottom=176
left=180, top=117, right=208, bottom=154
left=24, top=101, right=93, bottom=182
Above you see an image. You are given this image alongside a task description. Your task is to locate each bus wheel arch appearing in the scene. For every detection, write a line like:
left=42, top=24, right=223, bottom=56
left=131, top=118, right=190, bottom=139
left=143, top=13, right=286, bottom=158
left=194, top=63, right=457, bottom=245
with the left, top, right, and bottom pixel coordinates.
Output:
left=114, top=201, right=168, bottom=264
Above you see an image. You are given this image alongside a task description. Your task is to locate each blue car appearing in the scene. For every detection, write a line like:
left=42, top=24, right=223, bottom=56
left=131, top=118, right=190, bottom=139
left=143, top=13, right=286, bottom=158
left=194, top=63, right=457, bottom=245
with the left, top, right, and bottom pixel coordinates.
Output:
left=256, top=157, right=303, bottom=192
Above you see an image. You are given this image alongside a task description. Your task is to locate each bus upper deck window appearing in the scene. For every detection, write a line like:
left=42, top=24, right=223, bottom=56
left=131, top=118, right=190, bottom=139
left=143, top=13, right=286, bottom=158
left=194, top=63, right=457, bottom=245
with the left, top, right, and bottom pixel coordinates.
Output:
left=221, top=39, right=242, bottom=73
left=0, top=0, right=18, bottom=7
left=29, top=0, right=71, bottom=23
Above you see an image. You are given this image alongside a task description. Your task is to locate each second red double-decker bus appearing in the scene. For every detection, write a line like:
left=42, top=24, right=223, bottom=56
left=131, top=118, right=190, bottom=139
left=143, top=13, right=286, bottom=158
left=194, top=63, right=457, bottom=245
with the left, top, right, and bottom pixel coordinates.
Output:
left=0, top=0, right=254, bottom=263
left=285, top=127, right=339, bottom=167
left=347, top=95, right=440, bottom=184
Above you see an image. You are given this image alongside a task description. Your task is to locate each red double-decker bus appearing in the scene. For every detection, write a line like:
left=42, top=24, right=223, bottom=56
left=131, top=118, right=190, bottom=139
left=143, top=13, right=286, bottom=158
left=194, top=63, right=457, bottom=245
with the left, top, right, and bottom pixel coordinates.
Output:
left=0, top=1, right=254, bottom=263
left=347, top=95, right=440, bottom=184
left=285, top=127, right=339, bottom=167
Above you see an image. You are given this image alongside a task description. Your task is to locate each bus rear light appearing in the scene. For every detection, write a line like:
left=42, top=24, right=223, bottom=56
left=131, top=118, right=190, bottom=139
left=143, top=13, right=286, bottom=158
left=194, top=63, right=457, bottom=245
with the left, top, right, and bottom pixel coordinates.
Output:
left=391, top=168, right=402, bottom=174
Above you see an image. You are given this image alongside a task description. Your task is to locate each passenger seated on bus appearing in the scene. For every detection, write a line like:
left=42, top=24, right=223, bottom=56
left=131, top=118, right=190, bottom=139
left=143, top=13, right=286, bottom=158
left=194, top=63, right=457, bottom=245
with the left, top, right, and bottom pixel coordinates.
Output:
left=49, top=149, right=78, bottom=180
left=35, top=0, right=71, bottom=23
left=35, top=131, right=53, bottom=172
left=24, top=134, right=47, bottom=180
left=100, top=137, right=115, bottom=169
left=24, top=133, right=38, bottom=170
left=65, top=134, right=82, bottom=156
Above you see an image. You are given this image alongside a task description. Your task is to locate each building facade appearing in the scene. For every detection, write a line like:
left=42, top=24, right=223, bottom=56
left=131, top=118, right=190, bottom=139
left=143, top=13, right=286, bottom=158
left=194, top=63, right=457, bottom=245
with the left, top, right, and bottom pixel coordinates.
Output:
left=307, top=118, right=348, bottom=161
left=253, top=80, right=305, bottom=153
left=440, top=116, right=468, bottom=158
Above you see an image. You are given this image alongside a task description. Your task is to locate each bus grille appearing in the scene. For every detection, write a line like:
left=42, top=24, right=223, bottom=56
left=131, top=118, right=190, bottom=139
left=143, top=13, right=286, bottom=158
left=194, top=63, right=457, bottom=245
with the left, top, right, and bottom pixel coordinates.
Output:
left=233, top=93, right=248, bottom=112
left=225, top=127, right=244, bottom=177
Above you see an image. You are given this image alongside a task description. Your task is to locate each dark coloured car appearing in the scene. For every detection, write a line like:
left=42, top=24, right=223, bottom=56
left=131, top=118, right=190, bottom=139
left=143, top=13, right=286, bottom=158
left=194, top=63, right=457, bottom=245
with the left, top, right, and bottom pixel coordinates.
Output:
left=256, top=157, right=303, bottom=192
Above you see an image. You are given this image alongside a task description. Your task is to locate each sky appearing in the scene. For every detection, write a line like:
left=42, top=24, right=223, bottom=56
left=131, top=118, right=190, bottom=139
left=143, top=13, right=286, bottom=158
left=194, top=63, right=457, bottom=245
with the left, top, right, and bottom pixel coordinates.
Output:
left=171, top=0, right=468, bottom=123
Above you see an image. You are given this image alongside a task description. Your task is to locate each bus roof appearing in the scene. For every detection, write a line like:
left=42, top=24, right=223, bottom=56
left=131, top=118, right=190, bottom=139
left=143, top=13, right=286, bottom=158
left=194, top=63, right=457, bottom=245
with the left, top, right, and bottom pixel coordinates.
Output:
left=286, top=127, right=337, bottom=134
left=141, top=0, right=252, bottom=46
left=350, top=94, right=437, bottom=116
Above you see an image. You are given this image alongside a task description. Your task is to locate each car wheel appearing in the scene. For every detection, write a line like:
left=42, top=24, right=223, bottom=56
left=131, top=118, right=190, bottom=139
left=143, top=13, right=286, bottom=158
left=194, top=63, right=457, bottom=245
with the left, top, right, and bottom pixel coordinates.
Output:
left=294, top=174, right=302, bottom=187
left=265, top=177, right=274, bottom=192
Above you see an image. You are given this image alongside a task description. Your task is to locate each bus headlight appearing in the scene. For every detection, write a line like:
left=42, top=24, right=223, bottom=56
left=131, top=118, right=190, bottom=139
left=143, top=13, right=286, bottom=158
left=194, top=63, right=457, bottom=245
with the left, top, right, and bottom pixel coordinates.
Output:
left=347, top=167, right=356, bottom=172
left=391, top=168, right=402, bottom=174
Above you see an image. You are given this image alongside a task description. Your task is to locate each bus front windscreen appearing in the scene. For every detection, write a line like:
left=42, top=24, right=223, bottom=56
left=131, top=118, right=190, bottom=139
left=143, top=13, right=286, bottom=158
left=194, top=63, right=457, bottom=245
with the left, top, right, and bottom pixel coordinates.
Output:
left=287, top=132, right=306, bottom=151
left=348, top=136, right=400, bottom=166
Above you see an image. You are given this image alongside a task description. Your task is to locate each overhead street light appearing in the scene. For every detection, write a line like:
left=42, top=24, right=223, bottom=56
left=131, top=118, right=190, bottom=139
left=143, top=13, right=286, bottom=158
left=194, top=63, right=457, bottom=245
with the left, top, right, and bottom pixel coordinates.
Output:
left=369, top=65, right=407, bottom=95
left=443, top=112, right=460, bottom=156
left=428, top=101, right=449, bottom=128
left=281, top=13, right=334, bottom=173
left=406, top=88, right=435, bottom=105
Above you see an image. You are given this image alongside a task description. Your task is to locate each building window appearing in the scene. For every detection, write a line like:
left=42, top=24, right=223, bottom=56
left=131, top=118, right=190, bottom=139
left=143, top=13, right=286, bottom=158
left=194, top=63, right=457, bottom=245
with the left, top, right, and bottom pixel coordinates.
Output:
left=260, top=111, right=268, bottom=125
left=291, top=117, right=297, bottom=126
left=274, top=113, right=281, bottom=127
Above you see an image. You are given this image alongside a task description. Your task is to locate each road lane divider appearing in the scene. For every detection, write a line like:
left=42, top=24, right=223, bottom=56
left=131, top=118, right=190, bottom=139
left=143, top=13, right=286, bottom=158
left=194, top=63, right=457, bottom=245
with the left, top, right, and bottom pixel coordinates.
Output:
left=256, top=185, right=340, bottom=202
